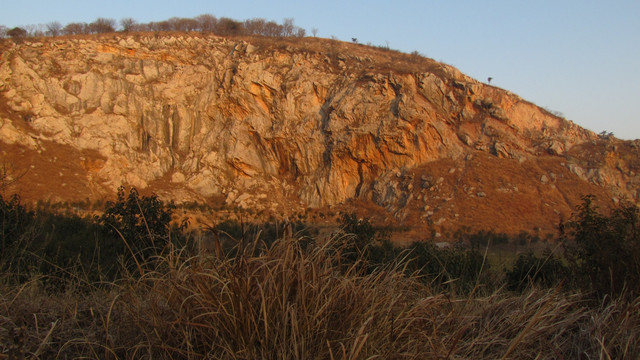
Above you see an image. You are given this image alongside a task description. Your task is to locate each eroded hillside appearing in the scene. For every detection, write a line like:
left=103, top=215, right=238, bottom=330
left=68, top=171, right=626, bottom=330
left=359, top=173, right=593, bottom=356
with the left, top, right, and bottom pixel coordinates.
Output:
left=1, top=33, right=639, bottom=237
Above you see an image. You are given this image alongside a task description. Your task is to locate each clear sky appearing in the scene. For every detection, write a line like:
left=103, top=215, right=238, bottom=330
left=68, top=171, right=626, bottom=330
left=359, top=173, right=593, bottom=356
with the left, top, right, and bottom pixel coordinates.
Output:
left=2, top=0, right=639, bottom=139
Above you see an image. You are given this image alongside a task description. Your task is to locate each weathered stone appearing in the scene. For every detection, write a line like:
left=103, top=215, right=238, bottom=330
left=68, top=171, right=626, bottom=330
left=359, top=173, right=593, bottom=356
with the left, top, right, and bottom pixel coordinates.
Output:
left=458, top=132, right=473, bottom=145
left=493, top=142, right=511, bottom=159
left=171, top=172, right=186, bottom=183
left=0, top=34, right=638, bottom=237
left=547, top=140, right=565, bottom=155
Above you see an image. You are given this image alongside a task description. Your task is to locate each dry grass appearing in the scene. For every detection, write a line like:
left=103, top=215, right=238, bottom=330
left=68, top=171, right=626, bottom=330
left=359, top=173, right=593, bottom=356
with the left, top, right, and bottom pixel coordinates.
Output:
left=1, top=235, right=639, bottom=359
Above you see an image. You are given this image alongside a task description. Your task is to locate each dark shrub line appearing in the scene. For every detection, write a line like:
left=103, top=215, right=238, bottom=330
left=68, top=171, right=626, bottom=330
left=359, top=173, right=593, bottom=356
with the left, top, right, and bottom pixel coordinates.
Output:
left=2, top=190, right=638, bottom=301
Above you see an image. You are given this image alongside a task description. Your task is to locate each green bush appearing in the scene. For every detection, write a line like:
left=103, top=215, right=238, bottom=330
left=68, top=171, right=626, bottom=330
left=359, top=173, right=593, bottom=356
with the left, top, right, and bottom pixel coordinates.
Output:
left=99, top=186, right=177, bottom=260
left=1, top=187, right=187, bottom=286
left=455, top=229, right=510, bottom=249
left=211, top=219, right=314, bottom=257
left=564, top=195, right=640, bottom=299
left=337, top=212, right=396, bottom=268
left=0, top=194, right=40, bottom=280
left=337, top=213, right=486, bottom=291
left=1, top=194, right=122, bottom=286
left=0, top=194, right=34, bottom=255
left=505, top=249, right=568, bottom=292
left=37, top=213, right=124, bottom=284
left=406, top=242, right=486, bottom=293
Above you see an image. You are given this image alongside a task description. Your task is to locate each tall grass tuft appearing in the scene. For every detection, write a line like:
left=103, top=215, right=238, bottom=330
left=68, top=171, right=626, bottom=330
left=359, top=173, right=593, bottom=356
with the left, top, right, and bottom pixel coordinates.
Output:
left=116, top=235, right=440, bottom=359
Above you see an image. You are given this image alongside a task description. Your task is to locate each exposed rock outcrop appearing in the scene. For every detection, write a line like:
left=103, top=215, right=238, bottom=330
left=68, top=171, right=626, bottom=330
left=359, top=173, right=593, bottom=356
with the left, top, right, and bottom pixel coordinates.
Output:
left=1, top=34, right=638, bottom=236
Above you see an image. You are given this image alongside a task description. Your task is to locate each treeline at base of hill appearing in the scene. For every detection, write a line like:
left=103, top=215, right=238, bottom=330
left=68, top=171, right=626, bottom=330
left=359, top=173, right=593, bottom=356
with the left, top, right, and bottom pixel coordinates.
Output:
left=2, top=188, right=639, bottom=300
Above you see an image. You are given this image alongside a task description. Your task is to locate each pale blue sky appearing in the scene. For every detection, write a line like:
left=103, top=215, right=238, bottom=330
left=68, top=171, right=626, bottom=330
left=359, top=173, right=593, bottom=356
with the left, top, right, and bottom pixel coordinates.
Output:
left=2, top=1, right=639, bottom=139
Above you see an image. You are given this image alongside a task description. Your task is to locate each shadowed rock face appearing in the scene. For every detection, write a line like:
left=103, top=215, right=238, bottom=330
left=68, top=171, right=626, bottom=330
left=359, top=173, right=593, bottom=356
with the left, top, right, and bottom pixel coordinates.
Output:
left=1, top=34, right=639, bottom=235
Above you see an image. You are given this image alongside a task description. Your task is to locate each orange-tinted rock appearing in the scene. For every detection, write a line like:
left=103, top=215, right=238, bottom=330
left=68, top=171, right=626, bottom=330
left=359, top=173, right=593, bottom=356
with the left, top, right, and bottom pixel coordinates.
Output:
left=0, top=34, right=638, bottom=236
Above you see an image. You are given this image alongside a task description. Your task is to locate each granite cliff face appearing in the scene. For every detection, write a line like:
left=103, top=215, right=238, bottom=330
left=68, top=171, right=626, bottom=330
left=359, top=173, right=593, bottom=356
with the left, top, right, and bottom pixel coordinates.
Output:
left=1, top=34, right=639, bottom=236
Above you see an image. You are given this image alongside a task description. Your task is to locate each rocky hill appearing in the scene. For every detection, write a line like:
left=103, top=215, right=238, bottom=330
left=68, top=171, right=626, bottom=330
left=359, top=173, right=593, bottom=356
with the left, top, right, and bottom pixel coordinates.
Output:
left=1, top=33, right=639, bottom=238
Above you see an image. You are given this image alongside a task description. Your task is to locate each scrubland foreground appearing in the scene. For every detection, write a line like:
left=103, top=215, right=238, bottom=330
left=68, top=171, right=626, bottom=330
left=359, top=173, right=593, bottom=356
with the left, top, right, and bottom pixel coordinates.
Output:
left=1, top=239, right=639, bottom=359
left=1, top=191, right=640, bottom=359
